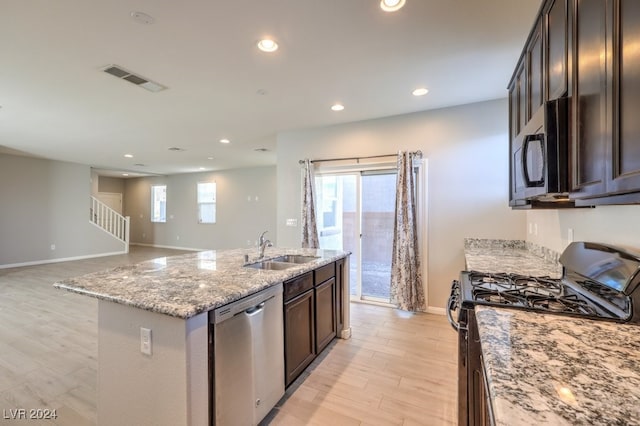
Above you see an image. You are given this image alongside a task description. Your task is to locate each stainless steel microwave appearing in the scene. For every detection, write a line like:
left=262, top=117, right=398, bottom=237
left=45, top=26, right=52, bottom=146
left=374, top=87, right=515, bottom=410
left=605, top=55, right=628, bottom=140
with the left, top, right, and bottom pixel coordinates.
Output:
left=511, top=97, right=569, bottom=203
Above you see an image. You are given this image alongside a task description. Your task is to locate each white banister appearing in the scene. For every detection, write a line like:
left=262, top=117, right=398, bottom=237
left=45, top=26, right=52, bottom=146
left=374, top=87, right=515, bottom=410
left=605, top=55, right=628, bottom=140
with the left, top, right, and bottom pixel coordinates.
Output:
left=90, top=196, right=130, bottom=251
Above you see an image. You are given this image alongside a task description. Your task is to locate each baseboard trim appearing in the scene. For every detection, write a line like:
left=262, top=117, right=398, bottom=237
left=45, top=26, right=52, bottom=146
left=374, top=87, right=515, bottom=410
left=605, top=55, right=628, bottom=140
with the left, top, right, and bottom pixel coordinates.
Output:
left=130, top=242, right=202, bottom=251
left=0, top=251, right=127, bottom=270
left=426, top=306, right=446, bottom=315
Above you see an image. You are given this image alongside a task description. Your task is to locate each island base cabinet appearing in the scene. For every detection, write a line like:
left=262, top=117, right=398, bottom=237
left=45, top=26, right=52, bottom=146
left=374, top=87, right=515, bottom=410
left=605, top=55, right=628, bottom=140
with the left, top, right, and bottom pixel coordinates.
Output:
left=284, top=289, right=316, bottom=387
left=315, top=277, right=337, bottom=354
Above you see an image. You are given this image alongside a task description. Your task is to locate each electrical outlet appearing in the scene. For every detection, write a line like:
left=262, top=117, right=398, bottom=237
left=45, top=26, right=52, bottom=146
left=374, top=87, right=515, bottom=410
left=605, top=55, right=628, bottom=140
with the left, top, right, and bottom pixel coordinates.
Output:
left=568, top=228, right=574, bottom=243
left=50, top=244, right=56, bottom=251
left=176, top=235, right=180, bottom=240
left=528, top=223, right=533, bottom=234
left=534, top=223, right=538, bottom=236
left=140, top=327, right=152, bottom=355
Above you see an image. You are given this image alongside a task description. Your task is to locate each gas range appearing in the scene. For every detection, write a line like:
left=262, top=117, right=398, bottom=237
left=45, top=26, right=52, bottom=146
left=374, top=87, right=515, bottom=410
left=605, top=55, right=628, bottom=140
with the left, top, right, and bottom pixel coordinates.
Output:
left=448, top=241, right=640, bottom=426
left=450, top=241, right=640, bottom=325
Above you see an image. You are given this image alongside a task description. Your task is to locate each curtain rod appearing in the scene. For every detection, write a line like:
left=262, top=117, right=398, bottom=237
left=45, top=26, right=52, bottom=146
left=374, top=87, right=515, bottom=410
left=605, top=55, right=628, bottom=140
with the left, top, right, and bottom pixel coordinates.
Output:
left=298, top=150, right=422, bottom=165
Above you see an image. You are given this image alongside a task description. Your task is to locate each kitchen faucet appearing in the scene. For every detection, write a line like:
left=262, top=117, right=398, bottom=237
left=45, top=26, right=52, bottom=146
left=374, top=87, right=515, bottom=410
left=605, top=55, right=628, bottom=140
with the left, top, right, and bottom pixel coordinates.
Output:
left=258, top=230, right=272, bottom=259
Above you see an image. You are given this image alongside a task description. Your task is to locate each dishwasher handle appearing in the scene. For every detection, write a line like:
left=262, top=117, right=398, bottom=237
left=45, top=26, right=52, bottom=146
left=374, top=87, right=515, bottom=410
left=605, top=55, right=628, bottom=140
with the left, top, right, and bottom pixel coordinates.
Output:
left=245, top=301, right=266, bottom=316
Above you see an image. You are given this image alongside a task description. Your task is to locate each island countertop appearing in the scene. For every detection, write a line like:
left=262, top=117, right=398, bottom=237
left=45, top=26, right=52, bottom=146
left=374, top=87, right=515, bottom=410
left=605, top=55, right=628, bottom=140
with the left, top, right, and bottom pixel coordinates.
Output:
left=476, top=305, right=640, bottom=425
left=54, top=247, right=349, bottom=319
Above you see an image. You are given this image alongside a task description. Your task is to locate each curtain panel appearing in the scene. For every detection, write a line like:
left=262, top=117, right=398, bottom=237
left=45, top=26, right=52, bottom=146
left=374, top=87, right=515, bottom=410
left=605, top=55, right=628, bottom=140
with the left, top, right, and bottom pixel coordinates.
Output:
left=390, top=151, right=425, bottom=312
left=301, top=159, right=320, bottom=248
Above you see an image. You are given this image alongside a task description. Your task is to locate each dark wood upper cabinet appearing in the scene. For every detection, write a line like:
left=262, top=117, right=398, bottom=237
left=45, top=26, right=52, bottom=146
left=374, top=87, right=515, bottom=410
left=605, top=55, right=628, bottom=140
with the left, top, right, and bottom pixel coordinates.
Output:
left=609, top=0, right=640, bottom=194
left=571, top=0, right=640, bottom=204
left=510, top=0, right=640, bottom=206
left=571, top=0, right=609, bottom=197
left=545, top=0, right=568, bottom=100
left=528, top=18, right=544, bottom=118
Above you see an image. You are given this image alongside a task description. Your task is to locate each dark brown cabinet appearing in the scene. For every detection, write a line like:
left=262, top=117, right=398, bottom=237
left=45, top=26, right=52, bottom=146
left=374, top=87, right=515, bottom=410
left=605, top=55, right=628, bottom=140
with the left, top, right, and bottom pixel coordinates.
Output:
left=509, top=0, right=640, bottom=207
left=283, top=272, right=315, bottom=387
left=283, top=261, right=342, bottom=388
left=528, top=18, right=544, bottom=119
left=315, top=277, right=336, bottom=353
left=571, top=0, right=640, bottom=204
left=545, top=0, right=568, bottom=100
left=608, top=0, right=640, bottom=196
left=571, top=0, right=609, bottom=199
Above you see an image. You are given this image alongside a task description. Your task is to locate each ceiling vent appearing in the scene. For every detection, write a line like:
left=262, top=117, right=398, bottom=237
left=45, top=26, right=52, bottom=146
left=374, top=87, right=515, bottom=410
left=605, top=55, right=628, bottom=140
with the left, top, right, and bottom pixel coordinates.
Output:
left=102, top=65, right=167, bottom=92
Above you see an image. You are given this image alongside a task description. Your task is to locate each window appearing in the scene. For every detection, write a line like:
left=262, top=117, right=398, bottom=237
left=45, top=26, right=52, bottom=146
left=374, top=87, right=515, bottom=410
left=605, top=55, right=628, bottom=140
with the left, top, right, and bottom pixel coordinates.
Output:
left=197, top=182, right=216, bottom=224
left=151, top=185, right=167, bottom=223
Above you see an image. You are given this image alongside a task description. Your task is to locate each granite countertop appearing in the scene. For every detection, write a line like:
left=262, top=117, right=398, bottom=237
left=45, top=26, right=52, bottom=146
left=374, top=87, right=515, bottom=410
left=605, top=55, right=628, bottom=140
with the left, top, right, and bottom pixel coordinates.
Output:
left=464, top=238, right=562, bottom=278
left=476, top=306, right=640, bottom=425
left=54, top=248, right=348, bottom=319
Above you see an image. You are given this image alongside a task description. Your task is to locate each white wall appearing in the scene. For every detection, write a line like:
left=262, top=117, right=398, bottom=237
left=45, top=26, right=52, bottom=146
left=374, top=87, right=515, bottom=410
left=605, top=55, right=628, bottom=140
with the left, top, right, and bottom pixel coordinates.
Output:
left=276, top=99, right=526, bottom=309
left=0, top=154, right=127, bottom=267
left=124, top=167, right=277, bottom=250
left=527, top=205, right=640, bottom=253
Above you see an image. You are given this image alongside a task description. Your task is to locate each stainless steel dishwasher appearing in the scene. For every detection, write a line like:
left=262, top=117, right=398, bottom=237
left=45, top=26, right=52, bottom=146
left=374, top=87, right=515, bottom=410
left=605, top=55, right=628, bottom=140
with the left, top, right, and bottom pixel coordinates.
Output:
left=211, top=283, right=284, bottom=426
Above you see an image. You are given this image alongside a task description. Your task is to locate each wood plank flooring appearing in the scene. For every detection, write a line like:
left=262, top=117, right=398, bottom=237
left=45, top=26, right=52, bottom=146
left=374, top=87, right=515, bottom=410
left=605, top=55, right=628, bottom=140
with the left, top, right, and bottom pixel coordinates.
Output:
left=266, top=303, right=458, bottom=426
left=0, top=247, right=458, bottom=426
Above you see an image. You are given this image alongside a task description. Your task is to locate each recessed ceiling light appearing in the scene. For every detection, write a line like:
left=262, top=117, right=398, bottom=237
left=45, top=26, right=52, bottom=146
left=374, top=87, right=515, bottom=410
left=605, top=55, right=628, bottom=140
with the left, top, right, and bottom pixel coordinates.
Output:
left=412, top=87, right=429, bottom=96
left=257, top=39, right=278, bottom=53
left=331, top=103, right=345, bottom=111
left=122, top=173, right=129, bottom=177
left=220, top=139, right=230, bottom=144
left=124, top=154, right=134, bottom=158
left=380, top=0, right=406, bottom=12
left=199, top=167, right=206, bottom=170
left=207, top=157, right=214, bottom=160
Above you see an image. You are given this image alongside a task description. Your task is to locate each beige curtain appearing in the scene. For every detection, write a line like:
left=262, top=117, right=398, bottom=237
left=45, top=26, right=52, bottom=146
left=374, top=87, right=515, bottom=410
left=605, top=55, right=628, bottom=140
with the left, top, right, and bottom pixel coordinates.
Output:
left=390, top=151, right=425, bottom=311
left=301, top=159, right=319, bottom=248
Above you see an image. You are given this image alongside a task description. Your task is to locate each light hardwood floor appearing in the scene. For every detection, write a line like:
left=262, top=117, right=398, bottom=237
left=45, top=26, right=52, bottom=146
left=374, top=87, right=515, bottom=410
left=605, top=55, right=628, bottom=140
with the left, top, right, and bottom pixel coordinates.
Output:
left=0, top=247, right=457, bottom=426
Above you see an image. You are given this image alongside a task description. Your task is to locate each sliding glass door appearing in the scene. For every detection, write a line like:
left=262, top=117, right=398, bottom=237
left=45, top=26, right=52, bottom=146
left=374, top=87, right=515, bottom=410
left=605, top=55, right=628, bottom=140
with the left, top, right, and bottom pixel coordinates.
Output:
left=315, top=170, right=397, bottom=304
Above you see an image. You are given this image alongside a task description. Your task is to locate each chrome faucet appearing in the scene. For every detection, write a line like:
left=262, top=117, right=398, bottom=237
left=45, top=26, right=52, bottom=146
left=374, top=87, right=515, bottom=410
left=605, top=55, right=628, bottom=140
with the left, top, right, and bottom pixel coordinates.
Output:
left=258, top=231, right=272, bottom=259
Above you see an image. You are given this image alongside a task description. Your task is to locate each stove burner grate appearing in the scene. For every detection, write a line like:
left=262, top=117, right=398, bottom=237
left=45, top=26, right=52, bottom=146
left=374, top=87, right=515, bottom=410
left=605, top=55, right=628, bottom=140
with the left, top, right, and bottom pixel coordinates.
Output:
left=468, top=271, right=602, bottom=316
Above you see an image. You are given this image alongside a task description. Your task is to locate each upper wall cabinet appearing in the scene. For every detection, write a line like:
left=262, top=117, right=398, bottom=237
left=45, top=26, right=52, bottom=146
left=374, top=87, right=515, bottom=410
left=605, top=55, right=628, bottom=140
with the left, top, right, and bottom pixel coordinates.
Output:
left=508, top=0, right=640, bottom=207
left=571, top=0, right=640, bottom=205
left=546, top=0, right=569, bottom=100
left=508, top=0, right=569, bottom=208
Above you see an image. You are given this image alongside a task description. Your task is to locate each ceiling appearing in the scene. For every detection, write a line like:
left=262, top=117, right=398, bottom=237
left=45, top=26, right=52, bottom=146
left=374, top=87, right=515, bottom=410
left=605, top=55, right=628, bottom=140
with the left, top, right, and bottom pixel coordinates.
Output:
left=0, top=0, right=542, bottom=177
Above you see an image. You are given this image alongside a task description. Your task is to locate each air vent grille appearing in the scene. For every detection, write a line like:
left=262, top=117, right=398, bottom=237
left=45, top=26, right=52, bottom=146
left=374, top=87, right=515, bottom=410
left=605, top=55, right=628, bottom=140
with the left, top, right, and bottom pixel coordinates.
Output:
left=102, top=65, right=167, bottom=92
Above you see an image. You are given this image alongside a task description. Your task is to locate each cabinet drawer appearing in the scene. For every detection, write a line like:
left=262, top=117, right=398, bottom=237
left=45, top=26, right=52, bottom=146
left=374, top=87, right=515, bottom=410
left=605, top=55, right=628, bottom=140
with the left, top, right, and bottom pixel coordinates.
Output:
left=284, top=272, right=313, bottom=302
left=314, top=263, right=335, bottom=286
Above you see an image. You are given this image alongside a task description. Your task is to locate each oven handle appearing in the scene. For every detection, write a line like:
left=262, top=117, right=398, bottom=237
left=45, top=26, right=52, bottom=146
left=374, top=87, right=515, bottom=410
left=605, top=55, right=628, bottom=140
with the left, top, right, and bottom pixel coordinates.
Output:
left=446, top=280, right=461, bottom=332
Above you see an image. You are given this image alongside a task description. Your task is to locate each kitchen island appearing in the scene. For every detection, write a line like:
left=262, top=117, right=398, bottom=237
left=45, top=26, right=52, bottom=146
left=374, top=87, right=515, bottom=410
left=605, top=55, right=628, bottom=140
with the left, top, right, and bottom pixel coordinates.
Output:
left=55, top=247, right=350, bottom=426
left=476, top=306, right=640, bottom=425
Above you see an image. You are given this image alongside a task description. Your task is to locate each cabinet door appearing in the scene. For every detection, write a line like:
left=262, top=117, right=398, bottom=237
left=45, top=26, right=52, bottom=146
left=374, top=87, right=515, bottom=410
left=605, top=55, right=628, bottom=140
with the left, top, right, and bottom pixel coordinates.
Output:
left=608, top=0, right=640, bottom=194
left=284, top=290, right=315, bottom=387
left=517, top=61, right=527, bottom=133
left=571, top=0, right=610, bottom=197
left=315, top=278, right=337, bottom=354
left=546, top=0, right=568, bottom=100
left=335, top=259, right=345, bottom=334
left=528, top=18, right=544, bottom=118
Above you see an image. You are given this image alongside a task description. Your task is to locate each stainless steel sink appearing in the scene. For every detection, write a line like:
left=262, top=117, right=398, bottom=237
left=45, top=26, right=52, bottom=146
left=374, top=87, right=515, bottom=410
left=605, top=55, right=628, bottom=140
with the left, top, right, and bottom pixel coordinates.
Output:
left=245, top=261, right=296, bottom=270
left=271, top=255, right=319, bottom=264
